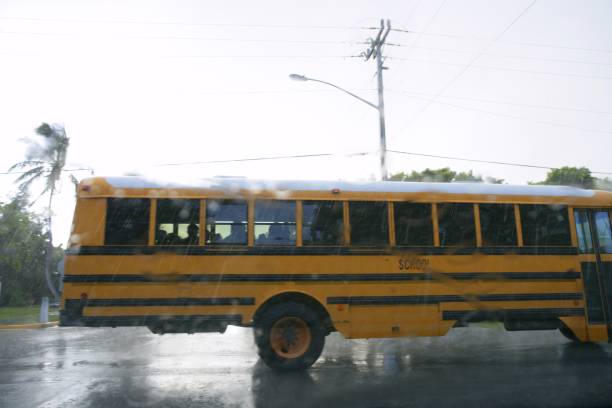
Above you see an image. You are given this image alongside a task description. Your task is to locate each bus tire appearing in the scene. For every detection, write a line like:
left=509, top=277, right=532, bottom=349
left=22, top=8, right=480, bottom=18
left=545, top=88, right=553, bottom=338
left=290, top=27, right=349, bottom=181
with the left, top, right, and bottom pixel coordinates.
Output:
left=253, top=301, right=325, bottom=371
left=559, top=325, right=580, bottom=342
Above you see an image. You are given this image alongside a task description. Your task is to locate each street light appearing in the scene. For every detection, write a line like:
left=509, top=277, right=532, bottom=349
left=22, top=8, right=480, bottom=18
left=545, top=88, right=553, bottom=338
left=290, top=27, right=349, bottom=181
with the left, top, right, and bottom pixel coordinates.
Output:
left=289, top=74, right=308, bottom=82
left=289, top=73, right=387, bottom=180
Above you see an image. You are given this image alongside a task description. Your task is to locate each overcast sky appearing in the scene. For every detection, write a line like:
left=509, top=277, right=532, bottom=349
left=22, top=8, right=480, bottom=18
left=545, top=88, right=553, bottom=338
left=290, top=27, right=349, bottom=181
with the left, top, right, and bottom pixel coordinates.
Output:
left=1, top=0, right=611, bottom=244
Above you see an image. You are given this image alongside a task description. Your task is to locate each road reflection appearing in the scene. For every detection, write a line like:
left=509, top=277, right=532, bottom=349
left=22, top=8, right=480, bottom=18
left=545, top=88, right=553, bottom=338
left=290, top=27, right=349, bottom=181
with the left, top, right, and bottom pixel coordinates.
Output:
left=251, top=334, right=612, bottom=408
left=2, top=327, right=612, bottom=408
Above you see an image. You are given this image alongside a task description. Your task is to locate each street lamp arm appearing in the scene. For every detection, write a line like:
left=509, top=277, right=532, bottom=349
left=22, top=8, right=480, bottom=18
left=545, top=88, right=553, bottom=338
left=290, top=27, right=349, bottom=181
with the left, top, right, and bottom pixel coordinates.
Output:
left=303, top=77, right=379, bottom=110
left=289, top=71, right=387, bottom=180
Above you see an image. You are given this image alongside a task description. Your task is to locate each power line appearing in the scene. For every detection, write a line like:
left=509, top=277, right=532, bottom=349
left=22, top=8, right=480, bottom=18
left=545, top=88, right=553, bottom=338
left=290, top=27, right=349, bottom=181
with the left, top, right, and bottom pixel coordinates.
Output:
left=0, top=16, right=375, bottom=31
left=159, top=55, right=362, bottom=60
left=395, top=0, right=538, bottom=132
left=150, top=152, right=371, bottom=167
left=391, top=28, right=612, bottom=54
left=0, top=86, right=377, bottom=97
left=0, top=50, right=361, bottom=60
left=473, top=65, right=612, bottom=81
left=390, top=28, right=418, bottom=34
left=483, top=53, right=612, bottom=67
left=388, top=56, right=469, bottom=67
left=386, top=0, right=448, bottom=84
left=389, top=89, right=612, bottom=115
left=190, top=88, right=376, bottom=95
left=500, top=39, right=612, bottom=54
left=388, top=56, right=612, bottom=80
left=387, top=149, right=612, bottom=175
left=0, top=152, right=372, bottom=176
left=435, top=0, right=539, bottom=91
left=494, top=1, right=539, bottom=39
left=0, top=29, right=369, bottom=45
left=389, top=44, right=612, bottom=67
left=389, top=91, right=612, bottom=135
left=4, top=150, right=611, bottom=177
left=406, top=0, right=448, bottom=50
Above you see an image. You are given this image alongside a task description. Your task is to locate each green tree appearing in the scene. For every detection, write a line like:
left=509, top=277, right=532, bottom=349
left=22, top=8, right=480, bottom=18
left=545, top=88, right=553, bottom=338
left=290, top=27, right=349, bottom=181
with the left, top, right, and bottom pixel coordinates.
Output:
left=454, top=170, right=483, bottom=182
left=9, top=123, right=69, bottom=300
left=0, top=194, right=62, bottom=306
left=484, top=176, right=505, bottom=184
left=389, top=168, right=503, bottom=183
left=389, top=168, right=456, bottom=182
left=532, top=166, right=595, bottom=189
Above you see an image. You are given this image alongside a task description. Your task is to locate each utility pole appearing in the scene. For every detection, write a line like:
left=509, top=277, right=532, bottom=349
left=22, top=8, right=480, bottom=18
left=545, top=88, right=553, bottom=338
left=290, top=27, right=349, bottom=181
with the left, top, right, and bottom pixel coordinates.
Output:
left=362, top=19, right=391, bottom=180
left=290, top=19, right=391, bottom=180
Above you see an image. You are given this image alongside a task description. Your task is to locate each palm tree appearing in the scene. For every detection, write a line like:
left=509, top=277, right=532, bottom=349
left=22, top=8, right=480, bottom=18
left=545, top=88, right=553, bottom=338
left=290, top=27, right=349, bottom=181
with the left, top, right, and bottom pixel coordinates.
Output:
left=9, top=123, right=70, bottom=300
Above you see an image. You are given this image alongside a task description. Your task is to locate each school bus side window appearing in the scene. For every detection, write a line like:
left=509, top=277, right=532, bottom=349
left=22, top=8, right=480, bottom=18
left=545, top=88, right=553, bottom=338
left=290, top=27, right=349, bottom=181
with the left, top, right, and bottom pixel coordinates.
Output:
left=155, top=199, right=200, bottom=245
left=302, top=201, right=344, bottom=246
left=255, top=200, right=296, bottom=245
left=479, top=204, right=517, bottom=246
left=206, top=200, right=247, bottom=245
left=574, top=210, right=594, bottom=253
left=594, top=211, right=612, bottom=253
left=349, top=201, right=389, bottom=246
left=105, top=198, right=150, bottom=245
left=520, top=204, right=571, bottom=246
left=437, top=203, right=475, bottom=246
left=393, top=202, right=433, bottom=246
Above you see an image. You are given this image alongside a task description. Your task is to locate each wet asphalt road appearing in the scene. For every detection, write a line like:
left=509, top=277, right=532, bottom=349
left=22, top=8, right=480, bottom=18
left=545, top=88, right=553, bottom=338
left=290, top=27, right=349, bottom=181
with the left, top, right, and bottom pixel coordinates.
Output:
left=1, top=325, right=611, bottom=408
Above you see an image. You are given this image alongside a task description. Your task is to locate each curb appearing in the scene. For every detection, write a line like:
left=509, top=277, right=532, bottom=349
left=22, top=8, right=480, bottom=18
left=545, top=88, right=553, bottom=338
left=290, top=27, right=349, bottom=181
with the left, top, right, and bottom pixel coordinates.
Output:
left=0, top=321, right=59, bottom=330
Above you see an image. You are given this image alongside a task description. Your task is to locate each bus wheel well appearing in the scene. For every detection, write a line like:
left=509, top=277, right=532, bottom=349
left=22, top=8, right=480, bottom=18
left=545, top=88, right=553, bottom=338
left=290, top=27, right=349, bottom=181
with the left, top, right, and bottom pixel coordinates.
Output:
left=253, top=292, right=334, bottom=334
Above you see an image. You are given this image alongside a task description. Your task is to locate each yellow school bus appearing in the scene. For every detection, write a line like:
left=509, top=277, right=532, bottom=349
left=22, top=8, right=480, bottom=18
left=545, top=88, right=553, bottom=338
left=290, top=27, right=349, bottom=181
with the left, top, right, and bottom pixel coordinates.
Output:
left=60, top=176, right=612, bottom=370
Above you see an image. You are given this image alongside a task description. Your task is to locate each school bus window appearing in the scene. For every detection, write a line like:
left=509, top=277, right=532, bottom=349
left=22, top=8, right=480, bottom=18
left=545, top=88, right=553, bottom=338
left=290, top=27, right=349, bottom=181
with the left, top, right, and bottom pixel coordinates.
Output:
left=520, top=204, right=571, bottom=246
left=393, top=202, right=433, bottom=246
left=349, top=201, right=389, bottom=246
left=105, top=198, right=150, bottom=245
left=574, top=210, right=594, bottom=253
left=302, top=201, right=344, bottom=246
left=594, top=211, right=612, bottom=253
left=255, top=200, right=296, bottom=245
left=206, top=200, right=247, bottom=245
left=437, top=203, right=476, bottom=246
left=155, top=199, right=200, bottom=245
left=479, top=203, right=517, bottom=246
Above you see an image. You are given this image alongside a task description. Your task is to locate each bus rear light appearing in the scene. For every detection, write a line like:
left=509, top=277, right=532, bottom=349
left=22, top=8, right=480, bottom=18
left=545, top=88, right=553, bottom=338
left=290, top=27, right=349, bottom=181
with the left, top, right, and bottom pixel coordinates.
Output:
left=81, top=185, right=91, bottom=192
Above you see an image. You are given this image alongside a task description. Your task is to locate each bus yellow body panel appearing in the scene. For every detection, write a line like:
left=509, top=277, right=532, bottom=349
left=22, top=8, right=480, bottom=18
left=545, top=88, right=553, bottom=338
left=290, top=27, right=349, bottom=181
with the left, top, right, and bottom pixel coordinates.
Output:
left=61, top=177, right=612, bottom=348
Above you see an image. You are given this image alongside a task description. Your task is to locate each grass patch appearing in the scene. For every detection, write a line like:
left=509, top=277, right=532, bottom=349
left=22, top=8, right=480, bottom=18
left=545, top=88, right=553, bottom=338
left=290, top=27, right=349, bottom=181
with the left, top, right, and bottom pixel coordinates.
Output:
left=0, top=306, right=59, bottom=324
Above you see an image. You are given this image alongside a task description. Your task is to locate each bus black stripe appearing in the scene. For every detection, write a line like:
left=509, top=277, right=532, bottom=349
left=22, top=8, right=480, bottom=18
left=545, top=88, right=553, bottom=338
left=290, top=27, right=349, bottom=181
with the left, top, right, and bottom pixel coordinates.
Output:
left=442, top=308, right=584, bottom=321
left=64, top=245, right=579, bottom=256
left=72, top=314, right=243, bottom=327
left=65, top=297, right=254, bottom=307
left=63, top=271, right=581, bottom=283
left=327, top=293, right=582, bottom=305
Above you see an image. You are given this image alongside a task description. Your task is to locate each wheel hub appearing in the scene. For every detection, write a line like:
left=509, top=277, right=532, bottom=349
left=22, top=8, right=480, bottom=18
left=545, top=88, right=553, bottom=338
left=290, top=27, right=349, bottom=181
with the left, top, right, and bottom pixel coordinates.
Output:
left=270, top=316, right=312, bottom=359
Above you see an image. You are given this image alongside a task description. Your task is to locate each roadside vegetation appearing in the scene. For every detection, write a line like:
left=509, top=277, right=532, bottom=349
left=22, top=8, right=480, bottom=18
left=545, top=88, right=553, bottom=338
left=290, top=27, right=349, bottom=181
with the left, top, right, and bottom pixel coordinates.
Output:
left=0, top=305, right=59, bottom=324
left=0, top=194, right=63, bottom=308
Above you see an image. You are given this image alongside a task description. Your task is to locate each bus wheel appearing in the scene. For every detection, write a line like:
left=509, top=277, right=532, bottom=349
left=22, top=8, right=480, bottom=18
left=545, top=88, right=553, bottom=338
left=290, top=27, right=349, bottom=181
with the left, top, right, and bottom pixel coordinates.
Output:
left=559, top=325, right=580, bottom=342
left=253, top=302, right=325, bottom=371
